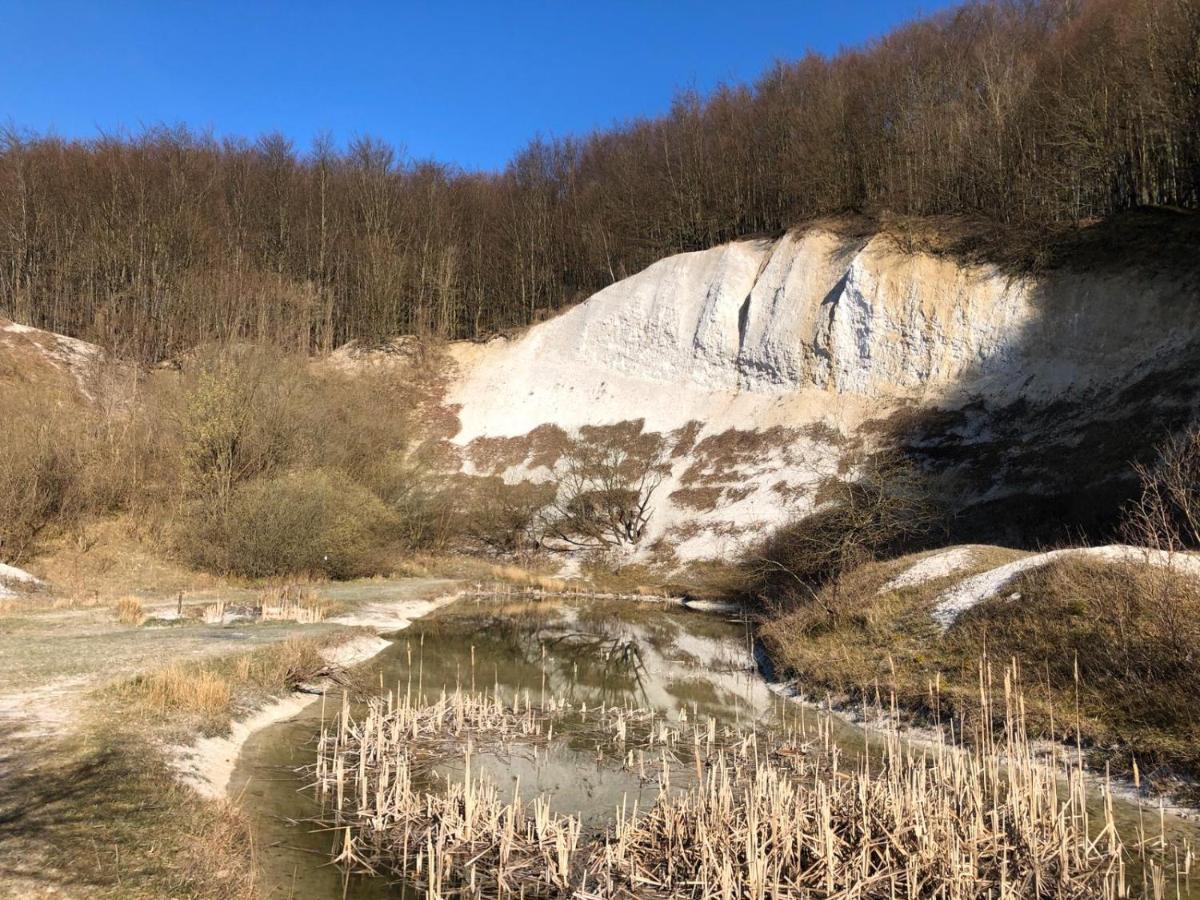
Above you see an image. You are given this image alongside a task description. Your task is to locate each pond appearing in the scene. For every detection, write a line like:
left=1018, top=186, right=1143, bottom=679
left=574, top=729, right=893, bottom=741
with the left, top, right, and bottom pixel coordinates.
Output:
left=233, top=594, right=1199, bottom=898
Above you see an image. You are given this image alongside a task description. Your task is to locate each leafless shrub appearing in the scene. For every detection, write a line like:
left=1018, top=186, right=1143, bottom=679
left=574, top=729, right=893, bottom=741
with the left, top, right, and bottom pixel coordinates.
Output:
left=1123, top=424, right=1200, bottom=552
left=454, top=476, right=555, bottom=556
left=539, top=430, right=669, bottom=552
left=740, top=450, right=941, bottom=611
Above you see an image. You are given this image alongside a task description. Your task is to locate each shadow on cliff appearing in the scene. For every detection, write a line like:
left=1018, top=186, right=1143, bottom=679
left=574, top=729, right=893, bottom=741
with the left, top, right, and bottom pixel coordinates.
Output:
left=874, top=210, right=1200, bottom=549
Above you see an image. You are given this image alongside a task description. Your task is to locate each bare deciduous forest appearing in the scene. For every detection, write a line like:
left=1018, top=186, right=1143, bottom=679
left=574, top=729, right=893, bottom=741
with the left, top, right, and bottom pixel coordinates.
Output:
left=2, top=0, right=1197, bottom=361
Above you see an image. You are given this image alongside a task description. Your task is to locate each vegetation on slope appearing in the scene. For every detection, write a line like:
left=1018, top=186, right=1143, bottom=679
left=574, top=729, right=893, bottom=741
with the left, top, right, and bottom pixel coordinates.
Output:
left=0, top=344, right=456, bottom=576
left=2, top=0, right=1198, bottom=360
left=754, top=428, right=1200, bottom=790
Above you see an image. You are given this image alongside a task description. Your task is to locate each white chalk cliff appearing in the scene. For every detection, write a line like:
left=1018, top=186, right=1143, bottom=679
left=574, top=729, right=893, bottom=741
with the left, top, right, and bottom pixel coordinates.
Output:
left=448, top=226, right=1200, bottom=561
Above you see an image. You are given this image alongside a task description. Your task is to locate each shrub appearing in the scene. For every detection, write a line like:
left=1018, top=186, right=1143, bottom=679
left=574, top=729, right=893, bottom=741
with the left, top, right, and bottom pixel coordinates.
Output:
left=173, top=346, right=309, bottom=505
left=1124, top=424, right=1200, bottom=551
left=0, top=410, right=75, bottom=560
left=539, top=427, right=669, bottom=551
left=738, top=450, right=941, bottom=611
left=0, top=365, right=159, bottom=560
left=456, top=476, right=555, bottom=556
left=174, top=469, right=397, bottom=579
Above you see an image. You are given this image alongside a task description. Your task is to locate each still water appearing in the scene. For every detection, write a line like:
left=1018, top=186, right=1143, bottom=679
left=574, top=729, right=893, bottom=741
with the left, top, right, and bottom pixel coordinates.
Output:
left=232, top=594, right=1198, bottom=898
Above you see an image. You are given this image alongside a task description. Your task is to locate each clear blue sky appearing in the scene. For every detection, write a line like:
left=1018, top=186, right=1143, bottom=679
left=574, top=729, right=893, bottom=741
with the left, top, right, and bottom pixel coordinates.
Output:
left=2, top=1, right=958, bottom=172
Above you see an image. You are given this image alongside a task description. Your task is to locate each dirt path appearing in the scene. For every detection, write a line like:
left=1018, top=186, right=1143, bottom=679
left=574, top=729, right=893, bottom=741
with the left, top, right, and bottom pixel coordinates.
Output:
left=0, top=578, right=455, bottom=749
left=0, top=577, right=460, bottom=899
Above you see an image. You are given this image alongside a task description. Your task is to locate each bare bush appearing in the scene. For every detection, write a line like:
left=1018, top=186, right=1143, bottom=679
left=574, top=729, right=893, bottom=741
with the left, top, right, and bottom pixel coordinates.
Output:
left=172, top=347, right=309, bottom=507
left=741, top=450, right=940, bottom=610
left=1124, top=424, right=1200, bottom=552
left=456, top=476, right=555, bottom=557
left=539, top=430, right=669, bottom=552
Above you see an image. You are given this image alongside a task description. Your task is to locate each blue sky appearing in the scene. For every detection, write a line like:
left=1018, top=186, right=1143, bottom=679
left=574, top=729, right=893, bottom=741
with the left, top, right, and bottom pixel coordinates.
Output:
left=2, top=1, right=958, bottom=172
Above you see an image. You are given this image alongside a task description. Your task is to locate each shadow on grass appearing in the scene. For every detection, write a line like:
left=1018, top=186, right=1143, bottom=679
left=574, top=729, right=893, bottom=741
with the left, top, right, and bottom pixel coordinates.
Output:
left=0, top=733, right=251, bottom=898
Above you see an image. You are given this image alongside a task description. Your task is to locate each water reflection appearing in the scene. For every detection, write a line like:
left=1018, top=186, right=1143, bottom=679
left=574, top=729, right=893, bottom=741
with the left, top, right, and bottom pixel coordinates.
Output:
left=233, top=596, right=786, bottom=898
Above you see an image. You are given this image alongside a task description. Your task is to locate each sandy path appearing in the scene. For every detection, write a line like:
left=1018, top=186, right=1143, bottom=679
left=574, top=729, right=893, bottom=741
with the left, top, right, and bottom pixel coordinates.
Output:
left=0, top=578, right=456, bottom=747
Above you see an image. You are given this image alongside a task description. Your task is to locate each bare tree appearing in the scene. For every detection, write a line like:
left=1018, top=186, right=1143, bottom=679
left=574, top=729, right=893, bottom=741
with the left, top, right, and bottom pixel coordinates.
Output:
left=1123, top=425, right=1200, bottom=552
left=539, top=431, right=669, bottom=552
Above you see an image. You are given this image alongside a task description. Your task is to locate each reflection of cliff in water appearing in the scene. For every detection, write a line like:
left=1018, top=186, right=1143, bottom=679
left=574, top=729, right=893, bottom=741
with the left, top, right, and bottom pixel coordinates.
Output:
left=401, top=604, right=752, bottom=717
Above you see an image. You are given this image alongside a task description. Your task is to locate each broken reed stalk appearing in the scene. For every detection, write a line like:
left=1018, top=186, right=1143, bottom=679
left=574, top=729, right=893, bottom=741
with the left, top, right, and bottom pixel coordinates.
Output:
left=307, top=662, right=1191, bottom=899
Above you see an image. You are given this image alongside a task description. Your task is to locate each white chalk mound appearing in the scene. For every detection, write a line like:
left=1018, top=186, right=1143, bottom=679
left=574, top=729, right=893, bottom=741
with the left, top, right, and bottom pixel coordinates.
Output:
left=932, top=546, right=1200, bottom=628
left=882, top=547, right=979, bottom=593
left=0, top=563, right=43, bottom=600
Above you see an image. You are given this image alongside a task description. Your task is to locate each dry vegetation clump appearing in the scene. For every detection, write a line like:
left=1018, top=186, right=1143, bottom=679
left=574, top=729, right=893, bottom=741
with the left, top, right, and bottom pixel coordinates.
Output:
left=668, top=420, right=704, bottom=458
left=112, top=595, right=145, bottom=625
left=312, top=670, right=1177, bottom=898
left=950, top=556, right=1200, bottom=775
left=678, top=426, right=797, bottom=488
left=669, top=486, right=723, bottom=512
left=487, top=564, right=571, bottom=594
left=258, top=580, right=336, bottom=623
left=129, top=664, right=233, bottom=722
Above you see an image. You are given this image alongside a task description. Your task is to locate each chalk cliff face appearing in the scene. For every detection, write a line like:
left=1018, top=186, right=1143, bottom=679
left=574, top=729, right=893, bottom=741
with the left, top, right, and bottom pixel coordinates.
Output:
left=447, top=226, right=1200, bottom=560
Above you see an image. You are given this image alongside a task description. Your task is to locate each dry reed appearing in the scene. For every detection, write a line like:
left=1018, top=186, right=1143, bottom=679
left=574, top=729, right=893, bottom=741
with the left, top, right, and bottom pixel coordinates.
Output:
left=308, top=660, right=1189, bottom=898
left=259, top=581, right=331, bottom=623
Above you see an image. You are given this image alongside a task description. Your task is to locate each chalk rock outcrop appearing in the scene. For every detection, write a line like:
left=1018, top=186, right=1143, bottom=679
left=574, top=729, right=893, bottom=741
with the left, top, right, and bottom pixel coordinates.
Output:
left=446, top=225, right=1200, bottom=560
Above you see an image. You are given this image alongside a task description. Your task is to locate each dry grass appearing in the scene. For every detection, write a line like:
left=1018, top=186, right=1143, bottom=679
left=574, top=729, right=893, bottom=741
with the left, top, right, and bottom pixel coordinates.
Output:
left=112, top=635, right=330, bottom=732
left=488, top=563, right=571, bottom=593
left=950, top=556, right=1200, bottom=776
left=112, top=594, right=145, bottom=625
left=128, top=664, right=233, bottom=720
left=760, top=547, right=1200, bottom=789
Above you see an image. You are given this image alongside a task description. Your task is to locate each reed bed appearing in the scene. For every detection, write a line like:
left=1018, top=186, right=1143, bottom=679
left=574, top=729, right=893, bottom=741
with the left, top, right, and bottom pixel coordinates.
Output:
left=309, top=665, right=1191, bottom=898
